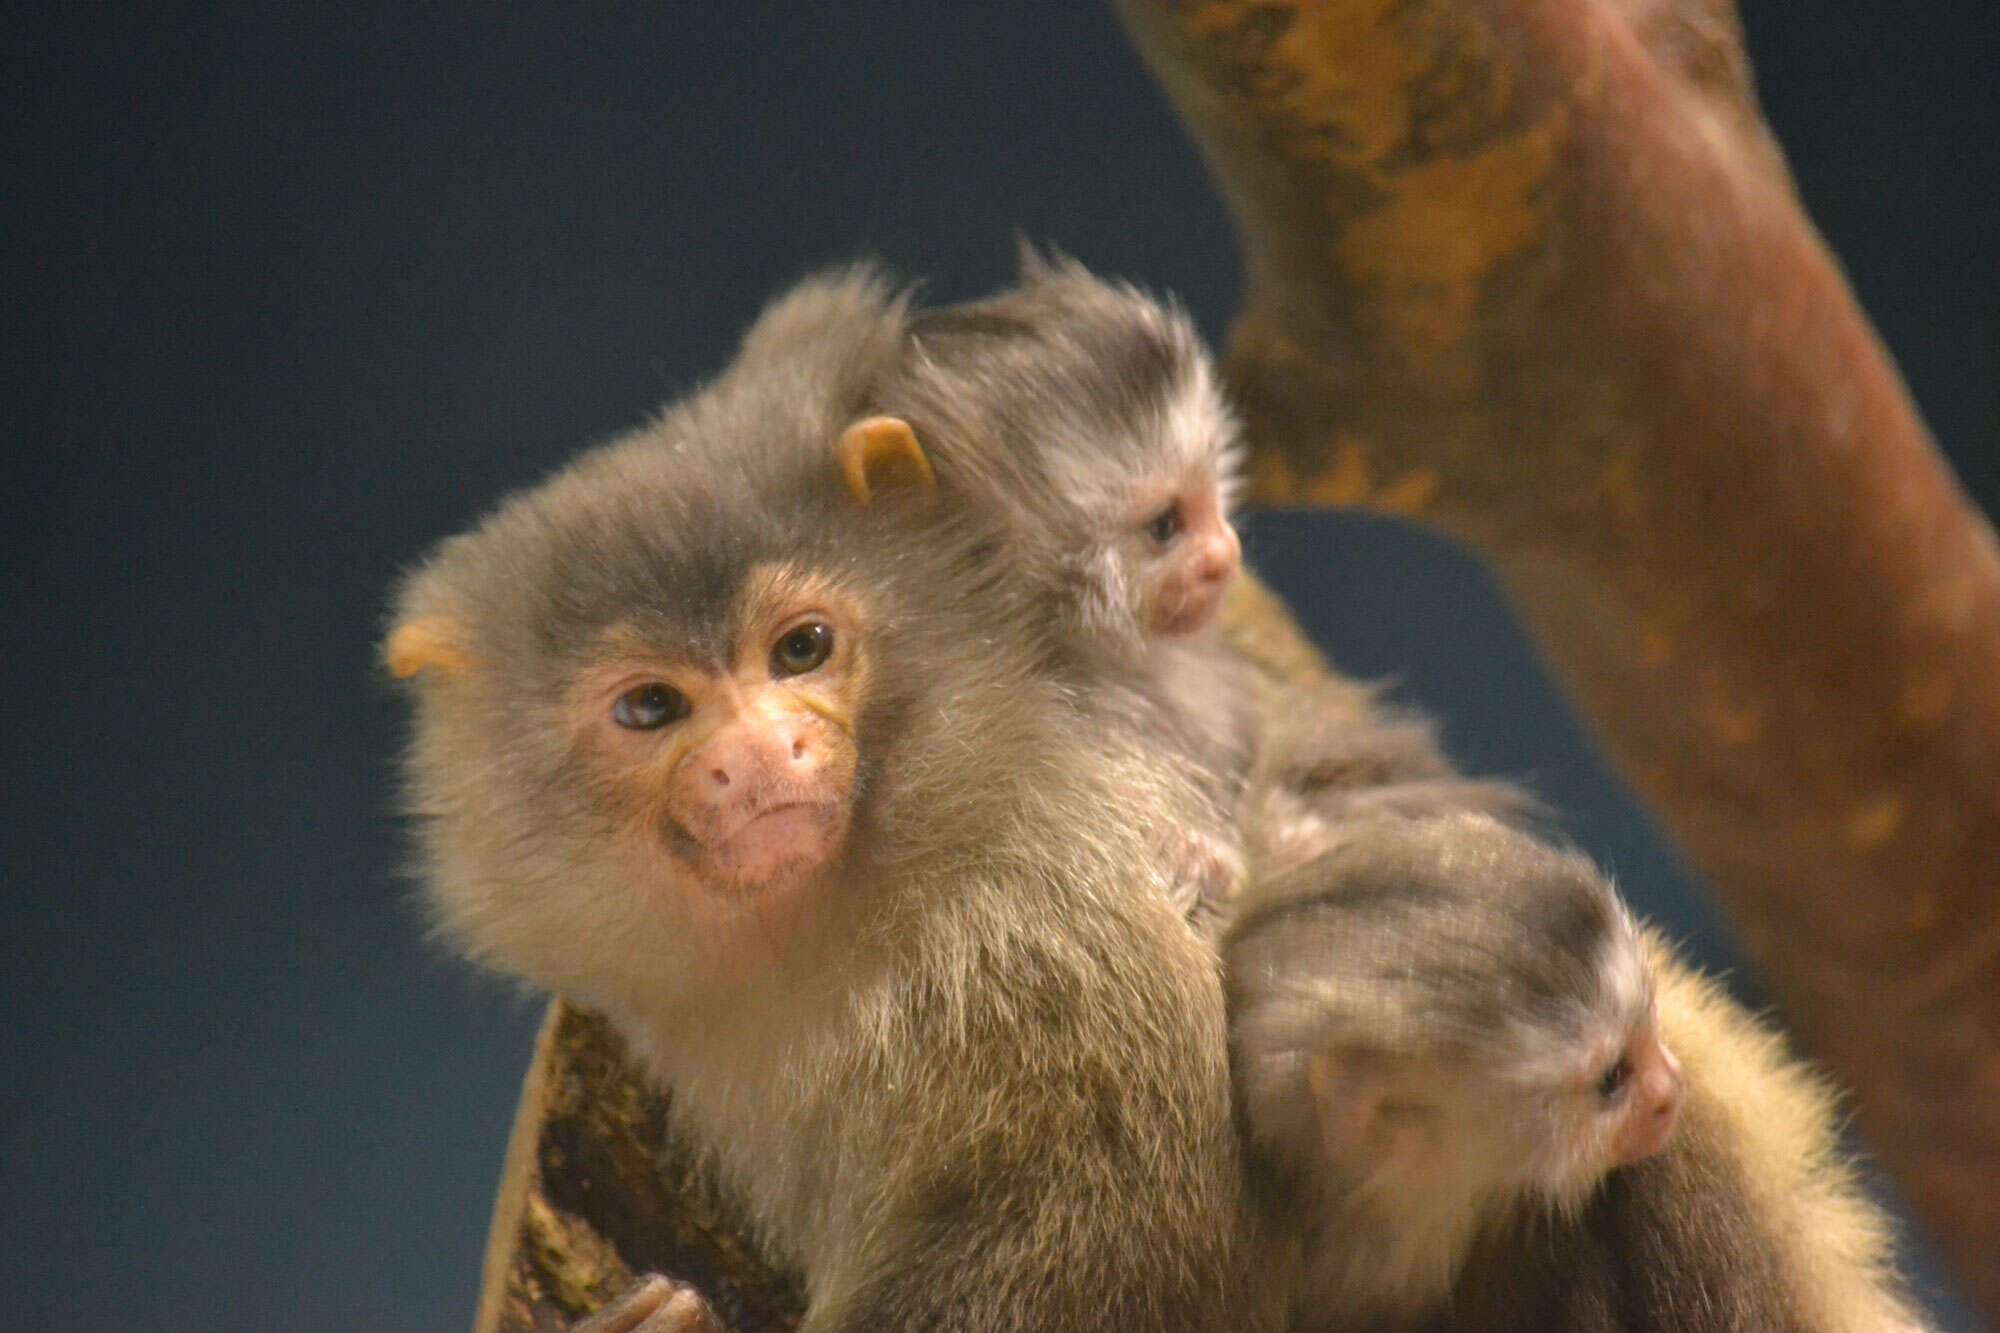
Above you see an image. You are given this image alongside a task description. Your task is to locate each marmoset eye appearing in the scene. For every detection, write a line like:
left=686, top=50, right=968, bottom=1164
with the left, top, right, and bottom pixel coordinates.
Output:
left=613, top=682, right=689, bottom=730
left=773, top=621, right=834, bottom=676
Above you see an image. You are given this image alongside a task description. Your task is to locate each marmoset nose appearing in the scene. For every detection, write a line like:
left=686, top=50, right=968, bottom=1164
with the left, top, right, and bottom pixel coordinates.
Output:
left=703, top=720, right=818, bottom=792
left=1614, top=1035, right=1685, bottom=1165
left=1194, top=525, right=1240, bottom=585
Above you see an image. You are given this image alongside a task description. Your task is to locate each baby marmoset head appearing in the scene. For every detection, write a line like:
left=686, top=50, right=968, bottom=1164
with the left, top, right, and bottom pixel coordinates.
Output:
left=1226, top=811, right=1683, bottom=1317
left=878, top=247, right=1246, bottom=644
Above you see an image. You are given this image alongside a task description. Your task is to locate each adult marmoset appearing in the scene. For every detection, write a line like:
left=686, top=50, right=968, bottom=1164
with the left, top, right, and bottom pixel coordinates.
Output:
left=387, top=287, right=1268, bottom=1332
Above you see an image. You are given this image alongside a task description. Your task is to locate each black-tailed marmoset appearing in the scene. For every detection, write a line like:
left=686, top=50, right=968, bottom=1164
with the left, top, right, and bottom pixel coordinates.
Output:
left=387, top=282, right=1266, bottom=1332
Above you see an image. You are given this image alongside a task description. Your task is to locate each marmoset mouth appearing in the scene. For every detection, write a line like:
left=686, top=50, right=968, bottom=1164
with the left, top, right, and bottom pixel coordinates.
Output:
left=697, top=800, right=850, bottom=891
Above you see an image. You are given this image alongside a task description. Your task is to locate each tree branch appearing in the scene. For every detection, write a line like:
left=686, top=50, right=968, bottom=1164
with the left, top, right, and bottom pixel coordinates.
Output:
left=1110, top=0, right=2000, bottom=1314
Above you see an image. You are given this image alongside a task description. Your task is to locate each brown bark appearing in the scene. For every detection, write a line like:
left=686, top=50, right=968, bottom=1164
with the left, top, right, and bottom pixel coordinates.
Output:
left=472, top=1004, right=805, bottom=1333
left=1110, top=0, right=2000, bottom=1316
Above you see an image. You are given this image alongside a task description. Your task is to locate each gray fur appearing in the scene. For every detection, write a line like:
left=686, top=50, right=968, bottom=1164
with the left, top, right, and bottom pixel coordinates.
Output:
left=1226, top=812, right=1652, bottom=1325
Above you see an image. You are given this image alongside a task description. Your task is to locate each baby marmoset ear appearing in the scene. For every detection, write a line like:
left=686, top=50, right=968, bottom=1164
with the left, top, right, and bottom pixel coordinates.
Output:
left=838, top=416, right=935, bottom=504
left=1306, top=1049, right=1437, bottom=1170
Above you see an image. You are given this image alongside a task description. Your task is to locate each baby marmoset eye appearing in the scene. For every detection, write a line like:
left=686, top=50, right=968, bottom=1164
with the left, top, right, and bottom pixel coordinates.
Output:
left=1596, top=1054, right=1632, bottom=1101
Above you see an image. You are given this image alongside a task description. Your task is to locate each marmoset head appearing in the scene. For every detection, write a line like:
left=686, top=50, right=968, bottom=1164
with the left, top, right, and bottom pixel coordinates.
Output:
left=382, top=282, right=1039, bottom=1011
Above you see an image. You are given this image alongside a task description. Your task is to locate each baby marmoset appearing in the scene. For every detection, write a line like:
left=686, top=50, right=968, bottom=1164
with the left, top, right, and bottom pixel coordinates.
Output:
left=873, top=249, right=1527, bottom=916
left=386, top=281, right=1267, bottom=1332
left=876, top=253, right=1925, bottom=1331
left=1228, top=811, right=1682, bottom=1327
left=1229, top=810, right=1926, bottom=1331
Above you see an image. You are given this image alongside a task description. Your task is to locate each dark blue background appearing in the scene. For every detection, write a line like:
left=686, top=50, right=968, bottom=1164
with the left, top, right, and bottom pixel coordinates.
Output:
left=5, top=5, right=1991, bottom=1328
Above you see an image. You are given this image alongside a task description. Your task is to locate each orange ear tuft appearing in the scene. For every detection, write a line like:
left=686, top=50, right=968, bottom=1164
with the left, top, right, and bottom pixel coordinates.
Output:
left=385, top=617, right=480, bottom=678
left=838, top=416, right=935, bottom=504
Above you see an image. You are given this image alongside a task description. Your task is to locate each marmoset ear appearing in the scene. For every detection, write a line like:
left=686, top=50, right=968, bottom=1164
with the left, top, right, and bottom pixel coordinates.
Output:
left=838, top=416, right=935, bottom=504
left=384, top=616, right=479, bottom=678
left=1306, top=1051, right=1387, bottom=1163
